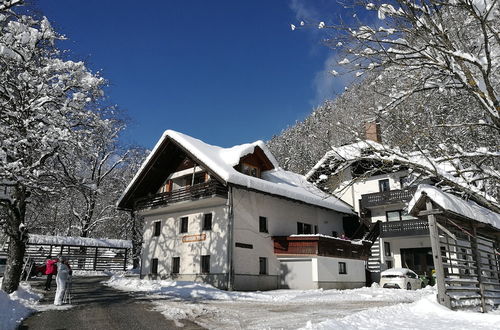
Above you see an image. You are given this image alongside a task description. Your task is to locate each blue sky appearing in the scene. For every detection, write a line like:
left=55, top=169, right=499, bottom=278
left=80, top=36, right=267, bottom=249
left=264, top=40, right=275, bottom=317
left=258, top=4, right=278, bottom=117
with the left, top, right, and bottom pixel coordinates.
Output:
left=35, top=0, right=353, bottom=148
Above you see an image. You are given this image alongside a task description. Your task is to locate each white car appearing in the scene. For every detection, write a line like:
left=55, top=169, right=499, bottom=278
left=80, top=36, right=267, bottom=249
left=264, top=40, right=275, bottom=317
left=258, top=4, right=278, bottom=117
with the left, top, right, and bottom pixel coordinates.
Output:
left=380, top=268, right=422, bottom=290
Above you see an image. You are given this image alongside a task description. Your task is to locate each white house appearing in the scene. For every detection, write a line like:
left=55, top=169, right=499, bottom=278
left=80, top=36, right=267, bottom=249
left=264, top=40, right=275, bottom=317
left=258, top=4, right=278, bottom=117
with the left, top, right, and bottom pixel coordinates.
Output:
left=306, top=125, right=435, bottom=283
left=117, top=130, right=371, bottom=291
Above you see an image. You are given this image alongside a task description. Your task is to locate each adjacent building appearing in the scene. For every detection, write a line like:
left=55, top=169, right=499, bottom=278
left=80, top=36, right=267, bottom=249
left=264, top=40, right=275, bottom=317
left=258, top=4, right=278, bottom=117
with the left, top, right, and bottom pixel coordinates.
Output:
left=117, top=130, right=371, bottom=291
left=306, top=125, right=434, bottom=282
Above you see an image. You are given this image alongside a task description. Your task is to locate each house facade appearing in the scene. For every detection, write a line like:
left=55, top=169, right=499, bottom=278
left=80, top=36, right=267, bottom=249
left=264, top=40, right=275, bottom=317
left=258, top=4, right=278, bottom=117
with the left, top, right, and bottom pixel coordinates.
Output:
left=306, top=138, right=433, bottom=282
left=117, top=130, right=370, bottom=291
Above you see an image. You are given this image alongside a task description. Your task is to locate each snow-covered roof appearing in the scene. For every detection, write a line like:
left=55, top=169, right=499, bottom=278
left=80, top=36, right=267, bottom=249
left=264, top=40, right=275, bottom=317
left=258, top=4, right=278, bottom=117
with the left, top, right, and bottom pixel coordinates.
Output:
left=408, top=184, right=500, bottom=230
left=118, top=130, right=353, bottom=214
left=288, top=234, right=366, bottom=245
left=305, top=141, right=383, bottom=179
left=28, top=234, right=132, bottom=249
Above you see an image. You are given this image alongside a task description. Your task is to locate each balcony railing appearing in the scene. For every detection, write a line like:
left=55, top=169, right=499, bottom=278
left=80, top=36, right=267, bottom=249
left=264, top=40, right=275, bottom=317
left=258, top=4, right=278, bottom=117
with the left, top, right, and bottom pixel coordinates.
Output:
left=360, top=188, right=417, bottom=208
left=380, top=219, right=429, bottom=238
left=134, top=180, right=228, bottom=210
left=272, top=235, right=372, bottom=260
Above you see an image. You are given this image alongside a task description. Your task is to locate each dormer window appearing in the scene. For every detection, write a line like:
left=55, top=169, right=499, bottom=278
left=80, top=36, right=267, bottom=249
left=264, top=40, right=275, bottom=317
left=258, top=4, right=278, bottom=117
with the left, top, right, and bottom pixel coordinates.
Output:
left=241, top=163, right=260, bottom=178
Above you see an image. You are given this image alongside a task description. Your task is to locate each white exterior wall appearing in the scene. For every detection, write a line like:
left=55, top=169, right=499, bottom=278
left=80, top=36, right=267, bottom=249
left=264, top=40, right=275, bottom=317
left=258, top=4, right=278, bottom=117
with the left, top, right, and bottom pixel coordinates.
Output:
left=380, top=236, right=431, bottom=269
left=315, top=256, right=366, bottom=289
left=370, top=205, right=409, bottom=223
left=140, top=199, right=229, bottom=283
left=231, top=187, right=346, bottom=290
left=278, top=258, right=314, bottom=289
left=279, top=256, right=365, bottom=289
left=332, top=170, right=408, bottom=214
left=138, top=186, right=358, bottom=291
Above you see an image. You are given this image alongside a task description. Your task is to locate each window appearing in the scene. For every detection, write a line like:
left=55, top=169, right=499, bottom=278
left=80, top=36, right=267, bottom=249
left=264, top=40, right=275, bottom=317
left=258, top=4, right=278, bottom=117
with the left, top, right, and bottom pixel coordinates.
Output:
left=235, top=242, right=253, bottom=249
left=201, top=255, right=210, bottom=274
left=386, top=210, right=402, bottom=222
left=259, top=216, right=268, bottom=233
left=399, top=176, right=408, bottom=189
left=151, top=258, right=158, bottom=275
left=203, top=213, right=212, bottom=231
left=407, top=271, right=418, bottom=279
left=379, top=179, right=390, bottom=192
left=332, top=231, right=338, bottom=237
left=297, top=222, right=312, bottom=234
left=153, top=221, right=161, bottom=236
left=401, top=211, right=417, bottom=221
left=193, top=173, right=206, bottom=185
left=314, top=225, right=318, bottom=234
left=339, top=262, right=347, bottom=274
left=384, top=242, right=391, bottom=257
left=241, top=163, right=260, bottom=178
left=180, top=217, right=188, bottom=233
left=386, top=260, right=393, bottom=269
left=172, top=257, right=180, bottom=274
left=259, top=257, right=267, bottom=275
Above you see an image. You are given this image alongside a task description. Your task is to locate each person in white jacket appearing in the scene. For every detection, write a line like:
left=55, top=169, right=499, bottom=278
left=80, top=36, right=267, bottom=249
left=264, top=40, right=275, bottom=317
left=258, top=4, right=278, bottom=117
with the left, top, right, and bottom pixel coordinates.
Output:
left=54, top=256, right=72, bottom=305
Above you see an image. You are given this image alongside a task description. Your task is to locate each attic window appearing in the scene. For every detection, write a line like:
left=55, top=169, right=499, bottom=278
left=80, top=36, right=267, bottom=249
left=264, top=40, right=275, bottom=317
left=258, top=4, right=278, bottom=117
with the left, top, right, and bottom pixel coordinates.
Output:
left=241, top=163, right=260, bottom=178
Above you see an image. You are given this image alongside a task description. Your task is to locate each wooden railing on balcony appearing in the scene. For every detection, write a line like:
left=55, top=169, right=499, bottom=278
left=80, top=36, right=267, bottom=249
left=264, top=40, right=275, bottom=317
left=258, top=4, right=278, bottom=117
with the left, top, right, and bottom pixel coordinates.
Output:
left=134, top=180, right=228, bottom=210
left=380, top=219, right=429, bottom=238
left=360, top=187, right=417, bottom=208
left=272, top=235, right=372, bottom=260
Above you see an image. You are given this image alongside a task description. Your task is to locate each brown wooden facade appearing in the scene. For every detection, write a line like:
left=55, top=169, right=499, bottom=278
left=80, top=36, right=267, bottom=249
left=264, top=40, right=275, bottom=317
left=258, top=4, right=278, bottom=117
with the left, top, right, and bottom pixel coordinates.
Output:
left=272, top=236, right=372, bottom=260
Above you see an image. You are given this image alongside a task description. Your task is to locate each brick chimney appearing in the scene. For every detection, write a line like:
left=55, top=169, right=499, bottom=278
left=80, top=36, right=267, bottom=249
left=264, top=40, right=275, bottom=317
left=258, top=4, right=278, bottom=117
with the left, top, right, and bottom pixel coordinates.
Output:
left=364, top=121, right=381, bottom=143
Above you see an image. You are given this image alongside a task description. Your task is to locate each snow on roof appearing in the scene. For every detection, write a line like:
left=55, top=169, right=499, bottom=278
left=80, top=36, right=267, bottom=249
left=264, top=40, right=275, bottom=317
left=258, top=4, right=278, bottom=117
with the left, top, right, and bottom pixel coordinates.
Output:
left=305, top=141, right=382, bottom=179
left=381, top=268, right=414, bottom=276
left=119, top=130, right=353, bottom=214
left=28, top=234, right=132, bottom=249
left=289, top=234, right=366, bottom=245
left=408, top=184, right=500, bottom=230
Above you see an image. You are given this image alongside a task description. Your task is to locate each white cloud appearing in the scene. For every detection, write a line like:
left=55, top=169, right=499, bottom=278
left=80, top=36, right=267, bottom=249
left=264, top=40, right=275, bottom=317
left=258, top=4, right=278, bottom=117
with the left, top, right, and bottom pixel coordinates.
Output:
left=313, top=54, right=354, bottom=105
left=289, top=0, right=320, bottom=22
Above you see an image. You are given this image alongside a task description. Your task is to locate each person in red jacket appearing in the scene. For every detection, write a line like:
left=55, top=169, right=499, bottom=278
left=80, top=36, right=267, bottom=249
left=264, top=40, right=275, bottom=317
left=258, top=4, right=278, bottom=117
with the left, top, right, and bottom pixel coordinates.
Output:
left=44, top=256, right=58, bottom=291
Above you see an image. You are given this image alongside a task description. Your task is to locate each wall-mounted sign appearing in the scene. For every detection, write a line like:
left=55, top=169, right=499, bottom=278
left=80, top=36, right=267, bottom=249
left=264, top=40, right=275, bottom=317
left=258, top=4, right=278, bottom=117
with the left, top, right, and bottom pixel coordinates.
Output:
left=182, top=234, right=206, bottom=243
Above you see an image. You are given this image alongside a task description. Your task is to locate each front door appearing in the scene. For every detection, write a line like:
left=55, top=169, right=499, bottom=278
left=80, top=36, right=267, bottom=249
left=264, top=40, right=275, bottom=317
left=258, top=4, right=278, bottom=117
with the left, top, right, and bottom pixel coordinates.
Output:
left=400, top=247, right=434, bottom=275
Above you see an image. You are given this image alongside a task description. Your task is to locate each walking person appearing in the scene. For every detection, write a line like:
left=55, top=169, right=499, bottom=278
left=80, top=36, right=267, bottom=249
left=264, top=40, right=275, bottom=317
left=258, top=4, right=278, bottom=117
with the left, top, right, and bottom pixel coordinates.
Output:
left=54, top=256, right=72, bottom=305
left=44, top=256, right=58, bottom=291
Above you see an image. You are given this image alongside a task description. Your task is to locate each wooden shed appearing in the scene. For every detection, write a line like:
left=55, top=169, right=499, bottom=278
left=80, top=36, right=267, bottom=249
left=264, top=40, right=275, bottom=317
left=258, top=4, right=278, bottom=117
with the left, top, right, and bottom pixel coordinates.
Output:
left=409, top=185, right=500, bottom=312
left=24, top=234, right=132, bottom=273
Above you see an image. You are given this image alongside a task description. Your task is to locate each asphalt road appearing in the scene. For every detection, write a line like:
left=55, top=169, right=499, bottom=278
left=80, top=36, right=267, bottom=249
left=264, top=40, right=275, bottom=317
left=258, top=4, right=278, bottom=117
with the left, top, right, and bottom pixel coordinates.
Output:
left=19, top=276, right=204, bottom=330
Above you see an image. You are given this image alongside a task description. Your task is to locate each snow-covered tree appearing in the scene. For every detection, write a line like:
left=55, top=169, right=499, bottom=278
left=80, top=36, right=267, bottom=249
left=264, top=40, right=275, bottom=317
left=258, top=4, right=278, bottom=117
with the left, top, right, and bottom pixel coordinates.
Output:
left=286, top=0, right=500, bottom=211
left=53, top=115, right=128, bottom=238
left=0, top=3, right=107, bottom=292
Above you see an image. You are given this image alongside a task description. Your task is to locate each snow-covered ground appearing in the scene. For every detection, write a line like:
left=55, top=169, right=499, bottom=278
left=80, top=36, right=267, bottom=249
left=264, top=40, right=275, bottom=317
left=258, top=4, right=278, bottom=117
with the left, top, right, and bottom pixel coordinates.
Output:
left=0, top=276, right=79, bottom=330
left=105, top=275, right=500, bottom=329
left=0, top=279, right=42, bottom=330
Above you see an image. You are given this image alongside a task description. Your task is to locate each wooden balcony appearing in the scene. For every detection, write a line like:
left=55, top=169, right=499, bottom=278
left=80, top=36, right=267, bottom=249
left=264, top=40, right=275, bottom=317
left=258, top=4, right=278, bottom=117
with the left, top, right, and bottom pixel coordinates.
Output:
left=134, top=180, right=228, bottom=210
left=380, top=219, right=429, bottom=238
left=360, top=188, right=417, bottom=209
left=272, top=235, right=372, bottom=260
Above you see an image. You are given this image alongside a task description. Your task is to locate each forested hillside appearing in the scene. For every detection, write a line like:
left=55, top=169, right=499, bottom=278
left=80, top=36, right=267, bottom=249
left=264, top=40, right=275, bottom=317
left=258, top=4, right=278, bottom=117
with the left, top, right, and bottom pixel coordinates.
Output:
left=268, top=1, right=500, bottom=213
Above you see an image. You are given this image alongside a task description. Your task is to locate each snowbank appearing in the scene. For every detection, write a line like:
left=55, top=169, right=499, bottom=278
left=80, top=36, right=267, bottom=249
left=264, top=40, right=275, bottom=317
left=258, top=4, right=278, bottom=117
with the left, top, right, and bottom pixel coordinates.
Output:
left=105, top=275, right=430, bottom=303
left=302, top=294, right=500, bottom=330
left=0, top=281, right=42, bottom=330
left=105, top=276, right=500, bottom=329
